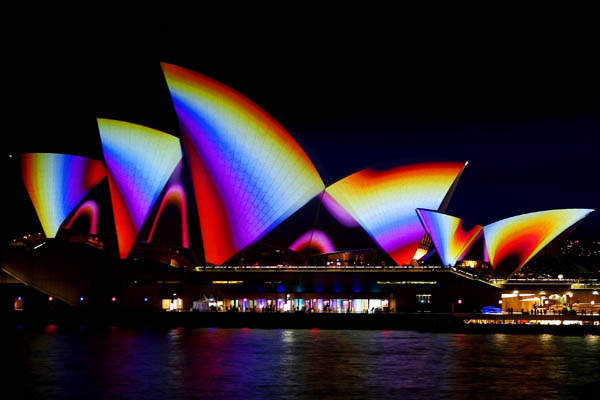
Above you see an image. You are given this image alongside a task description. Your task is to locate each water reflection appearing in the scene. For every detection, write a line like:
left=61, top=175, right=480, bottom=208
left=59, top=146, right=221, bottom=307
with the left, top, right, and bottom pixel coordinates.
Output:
left=6, top=327, right=600, bottom=399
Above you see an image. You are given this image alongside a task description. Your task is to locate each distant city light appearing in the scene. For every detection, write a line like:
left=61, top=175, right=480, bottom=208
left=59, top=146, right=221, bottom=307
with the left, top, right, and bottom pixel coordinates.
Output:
left=457, top=299, right=462, bottom=304
left=48, top=296, right=53, bottom=301
left=144, top=297, right=148, bottom=302
left=17, top=296, right=22, bottom=301
left=80, top=297, right=84, bottom=301
left=111, top=297, right=116, bottom=302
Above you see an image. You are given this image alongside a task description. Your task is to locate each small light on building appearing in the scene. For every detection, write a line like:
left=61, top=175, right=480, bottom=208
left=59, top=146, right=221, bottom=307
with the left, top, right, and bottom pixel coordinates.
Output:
left=48, top=296, right=53, bottom=301
left=18, top=296, right=22, bottom=301
left=457, top=299, right=462, bottom=304
left=173, top=293, right=177, bottom=297
left=80, top=297, right=84, bottom=301
left=545, top=300, right=549, bottom=305
left=243, top=298, right=248, bottom=302
left=591, top=301, right=595, bottom=305
left=498, top=300, right=502, bottom=304
left=144, top=297, right=148, bottom=302
left=112, top=297, right=116, bottom=302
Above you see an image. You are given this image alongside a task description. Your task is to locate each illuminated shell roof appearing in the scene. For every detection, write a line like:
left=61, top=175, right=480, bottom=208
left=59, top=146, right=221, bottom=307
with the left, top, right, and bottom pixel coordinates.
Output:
left=21, top=153, right=105, bottom=238
left=483, top=208, right=594, bottom=276
left=325, top=162, right=466, bottom=265
left=161, top=63, right=325, bottom=264
left=416, top=209, right=483, bottom=267
left=98, top=118, right=182, bottom=259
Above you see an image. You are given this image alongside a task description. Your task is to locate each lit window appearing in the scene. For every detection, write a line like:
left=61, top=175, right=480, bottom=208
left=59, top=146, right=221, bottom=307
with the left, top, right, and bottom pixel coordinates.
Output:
left=416, top=294, right=431, bottom=304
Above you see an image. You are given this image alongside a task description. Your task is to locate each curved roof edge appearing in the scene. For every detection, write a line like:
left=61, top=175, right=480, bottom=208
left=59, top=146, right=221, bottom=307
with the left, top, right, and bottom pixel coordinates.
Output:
left=416, top=208, right=483, bottom=267
left=483, top=208, right=594, bottom=277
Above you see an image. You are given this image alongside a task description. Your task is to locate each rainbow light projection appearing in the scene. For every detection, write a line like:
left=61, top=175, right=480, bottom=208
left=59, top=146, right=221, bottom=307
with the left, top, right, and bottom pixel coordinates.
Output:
left=147, top=164, right=189, bottom=248
left=97, top=119, right=182, bottom=259
left=62, top=200, right=100, bottom=235
left=21, top=153, right=105, bottom=238
left=325, top=162, right=466, bottom=265
left=416, top=209, right=483, bottom=267
left=321, top=191, right=360, bottom=227
left=289, top=230, right=336, bottom=254
left=161, top=63, right=325, bottom=265
left=484, top=208, right=594, bottom=276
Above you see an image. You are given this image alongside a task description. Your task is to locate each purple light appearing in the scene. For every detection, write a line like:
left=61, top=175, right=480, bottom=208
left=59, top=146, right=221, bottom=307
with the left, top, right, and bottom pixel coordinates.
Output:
left=112, top=297, right=116, bottom=302
left=458, top=299, right=462, bottom=304
left=144, top=297, right=148, bottom=302
left=17, top=296, right=22, bottom=301
left=80, top=297, right=84, bottom=301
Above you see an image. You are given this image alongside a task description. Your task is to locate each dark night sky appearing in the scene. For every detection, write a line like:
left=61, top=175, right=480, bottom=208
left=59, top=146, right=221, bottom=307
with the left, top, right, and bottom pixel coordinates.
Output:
left=3, top=17, right=599, bottom=241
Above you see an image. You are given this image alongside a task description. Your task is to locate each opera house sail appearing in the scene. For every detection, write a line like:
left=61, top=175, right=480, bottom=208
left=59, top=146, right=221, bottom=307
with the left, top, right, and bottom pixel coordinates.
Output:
left=97, top=119, right=183, bottom=259
left=416, top=209, right=483, bottom=267
left=483, top=208, right=594, bottom=277
left=324, top=162, right=467, bottom=265
left=21, top=153, right=105, bottom=238
left=161, top=63, right=325, bottom=265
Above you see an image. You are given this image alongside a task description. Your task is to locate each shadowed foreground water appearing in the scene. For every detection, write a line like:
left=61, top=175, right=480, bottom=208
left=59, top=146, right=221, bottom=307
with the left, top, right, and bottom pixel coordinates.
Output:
left=3, top=327, right=600, bottom=399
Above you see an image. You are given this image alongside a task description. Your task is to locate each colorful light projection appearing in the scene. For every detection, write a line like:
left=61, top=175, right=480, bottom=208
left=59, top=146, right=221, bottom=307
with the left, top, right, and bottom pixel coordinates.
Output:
left=289, top=230, right=335, bottom=254
left=21, top=153, right=105, bottom=238
left=62, top=200, right=100, bottom=235
left=483, top=208, right=594, bottom=276
left=321, top=191, right=360, bottom=227
left=147, top=179, right=189, bottom=248
left=161, top=63, right=325, bottom=265
left=325, top=162, right=466, bottom=265
left=416, top=209, right=483, bottom=267
left=97, top=119, right=182, bottom=259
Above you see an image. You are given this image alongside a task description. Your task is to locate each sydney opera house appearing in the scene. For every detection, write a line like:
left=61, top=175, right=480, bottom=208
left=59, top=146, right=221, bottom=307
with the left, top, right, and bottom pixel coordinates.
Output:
left=2, top=63, right=598, bottom=314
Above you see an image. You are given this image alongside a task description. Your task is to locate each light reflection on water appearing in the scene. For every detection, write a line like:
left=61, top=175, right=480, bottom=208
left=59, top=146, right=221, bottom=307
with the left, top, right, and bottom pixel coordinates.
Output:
left=4, top=327, right=600, bottom=399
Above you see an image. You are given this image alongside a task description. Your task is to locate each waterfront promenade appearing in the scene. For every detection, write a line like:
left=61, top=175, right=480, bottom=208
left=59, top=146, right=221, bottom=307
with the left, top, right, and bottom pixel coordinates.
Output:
left=3, top=310, right=599, bottom=334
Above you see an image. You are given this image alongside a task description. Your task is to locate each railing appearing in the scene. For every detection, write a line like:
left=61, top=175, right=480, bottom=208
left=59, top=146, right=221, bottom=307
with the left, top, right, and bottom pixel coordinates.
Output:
left=194, top=265, right=446, bottom=272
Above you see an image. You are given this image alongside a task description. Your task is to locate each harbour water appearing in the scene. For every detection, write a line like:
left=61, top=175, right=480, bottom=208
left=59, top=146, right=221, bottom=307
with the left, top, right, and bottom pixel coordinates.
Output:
left=4, top=327, right=600, bottom=399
